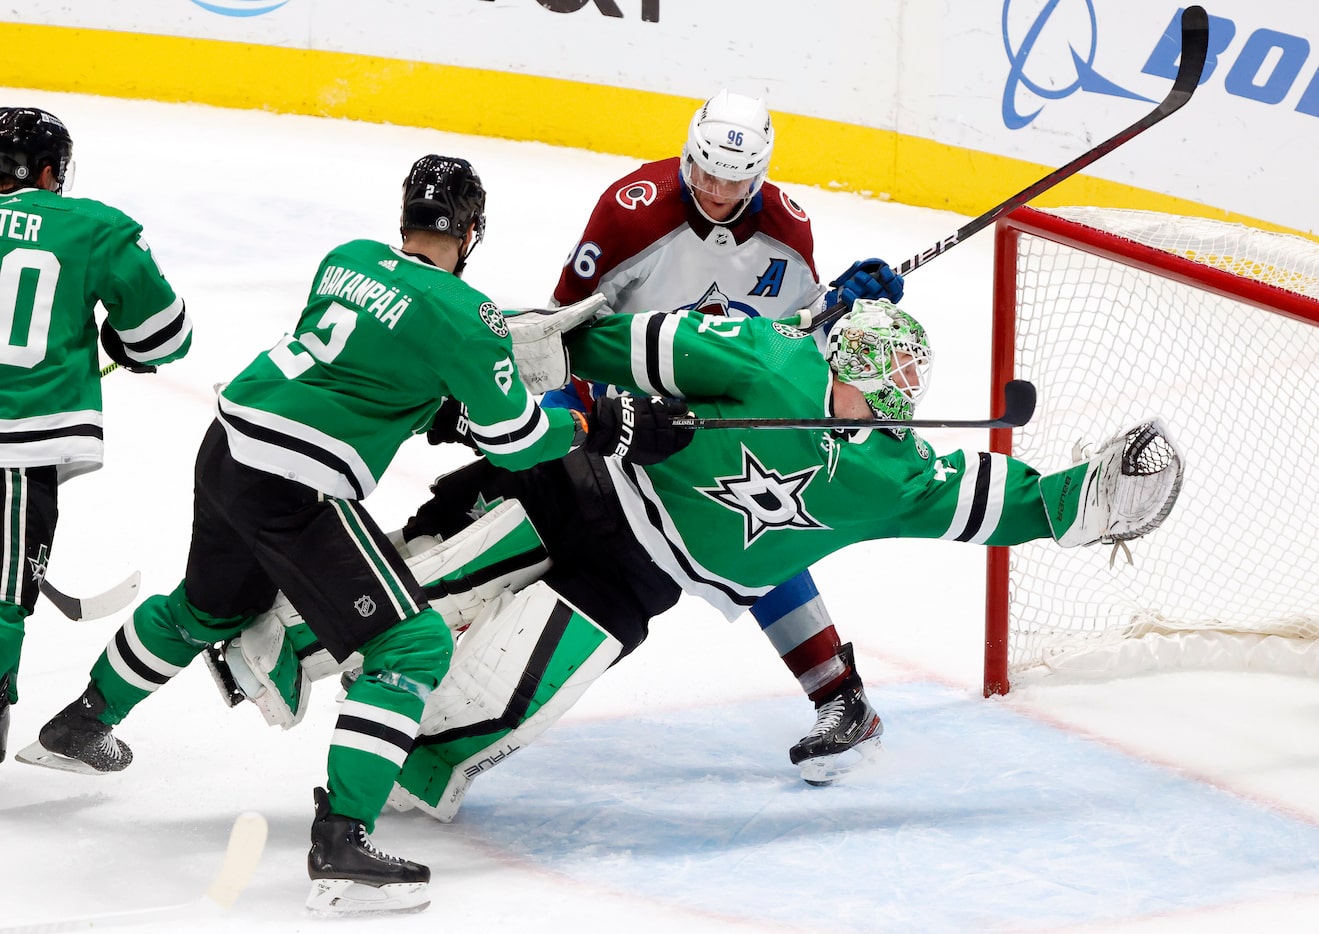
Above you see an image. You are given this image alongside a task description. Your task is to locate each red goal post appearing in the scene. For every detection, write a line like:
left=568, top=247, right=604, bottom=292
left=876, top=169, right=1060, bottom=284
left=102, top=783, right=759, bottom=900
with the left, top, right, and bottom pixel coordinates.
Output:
left=985, top=206, right=1319, bottom=696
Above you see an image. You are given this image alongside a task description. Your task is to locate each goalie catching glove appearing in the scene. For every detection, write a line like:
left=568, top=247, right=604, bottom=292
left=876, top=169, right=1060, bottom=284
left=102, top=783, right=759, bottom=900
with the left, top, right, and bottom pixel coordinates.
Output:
left=504, top=293, right=608, bottom=393
left=1041, top=418, right=1184, bottom=548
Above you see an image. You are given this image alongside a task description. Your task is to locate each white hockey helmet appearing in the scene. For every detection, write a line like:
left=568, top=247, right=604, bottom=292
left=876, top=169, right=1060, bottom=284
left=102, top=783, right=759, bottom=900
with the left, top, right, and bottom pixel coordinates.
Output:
left=680, top=89, right=774, bottom=223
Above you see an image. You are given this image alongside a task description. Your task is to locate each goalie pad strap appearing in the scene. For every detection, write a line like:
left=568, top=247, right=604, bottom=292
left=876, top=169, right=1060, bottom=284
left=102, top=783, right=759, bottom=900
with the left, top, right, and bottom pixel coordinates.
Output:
left=391, top=580, right=622, bottom=821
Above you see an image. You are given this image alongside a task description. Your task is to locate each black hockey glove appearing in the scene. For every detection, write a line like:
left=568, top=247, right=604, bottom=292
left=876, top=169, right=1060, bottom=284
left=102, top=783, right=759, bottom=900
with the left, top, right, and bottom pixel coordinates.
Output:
left=99, top=320, right=157, bottom=374
left=426, top=397, right=479, bottom=452
left=585, top=395, right=694, bottom=466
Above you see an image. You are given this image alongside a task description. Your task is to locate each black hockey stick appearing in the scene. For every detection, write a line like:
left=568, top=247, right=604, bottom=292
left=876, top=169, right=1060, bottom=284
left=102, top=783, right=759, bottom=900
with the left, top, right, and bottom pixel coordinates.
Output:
left=39, top=571, right=141, bottom=622
left=806, top=4, right=1210, bottom=335
left=672, top=378, right=1035, bottom=431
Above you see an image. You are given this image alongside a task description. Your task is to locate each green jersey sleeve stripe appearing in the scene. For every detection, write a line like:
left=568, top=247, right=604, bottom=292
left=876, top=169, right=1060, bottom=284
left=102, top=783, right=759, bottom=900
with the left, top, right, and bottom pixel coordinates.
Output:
left=116, top=296, right=185, bottom=343
left=629, top=311, right=683, bottom=397
left=119, top=299, right=192, bottom=361
left=467, top=394, right=551, bottom=457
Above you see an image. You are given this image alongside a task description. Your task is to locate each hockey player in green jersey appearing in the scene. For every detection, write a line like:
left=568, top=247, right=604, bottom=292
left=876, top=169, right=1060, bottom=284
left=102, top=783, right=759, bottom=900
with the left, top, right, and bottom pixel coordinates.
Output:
left=18, top=154, right=691, bottom=916
left=0, top=107, right=192, bottom=766
left=351, top=297, right=1182, bottom=815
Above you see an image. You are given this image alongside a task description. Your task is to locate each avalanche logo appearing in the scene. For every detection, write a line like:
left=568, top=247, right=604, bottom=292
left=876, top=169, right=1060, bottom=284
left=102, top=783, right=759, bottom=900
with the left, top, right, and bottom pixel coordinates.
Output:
left=189, top=0, right=291, bottom=16
left=1001, top=0, right=1152, bottom=129
left=699, top=445, right=829, bottom=546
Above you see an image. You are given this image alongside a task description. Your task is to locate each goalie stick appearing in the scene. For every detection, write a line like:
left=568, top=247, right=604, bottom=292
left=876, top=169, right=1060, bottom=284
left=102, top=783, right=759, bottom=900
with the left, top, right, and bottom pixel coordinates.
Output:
left=806, top=4, right=1210, bottom=335
left=0, top=811, right=268, bottom=934
left=672, top=378, right=1035, bottom=431
left=38, top=571, right=141, bottom=622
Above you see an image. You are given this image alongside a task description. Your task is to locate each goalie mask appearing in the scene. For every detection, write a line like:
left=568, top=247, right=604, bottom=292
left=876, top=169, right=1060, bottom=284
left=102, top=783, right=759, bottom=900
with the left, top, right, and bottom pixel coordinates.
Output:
left=826, top=299, right=932, bottom=420
left=680, top=89, right=774, bottom=225
left=400, top=155, right=487, bottom=276
left=0, top=107, right=74, bottom=194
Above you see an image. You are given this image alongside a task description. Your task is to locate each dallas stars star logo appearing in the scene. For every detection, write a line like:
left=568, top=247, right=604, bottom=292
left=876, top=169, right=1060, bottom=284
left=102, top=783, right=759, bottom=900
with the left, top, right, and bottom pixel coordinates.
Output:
left=698, top=445, right=828, bottom=546
left=467, top=492, right=504, bottom=522
left=28, top=543, right=48, bottom=583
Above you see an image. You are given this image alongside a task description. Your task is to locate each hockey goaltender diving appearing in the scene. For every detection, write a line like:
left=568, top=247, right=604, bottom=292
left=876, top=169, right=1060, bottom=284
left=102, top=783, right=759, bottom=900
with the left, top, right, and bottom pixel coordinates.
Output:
left=123, top=295, right=1181, bottom=914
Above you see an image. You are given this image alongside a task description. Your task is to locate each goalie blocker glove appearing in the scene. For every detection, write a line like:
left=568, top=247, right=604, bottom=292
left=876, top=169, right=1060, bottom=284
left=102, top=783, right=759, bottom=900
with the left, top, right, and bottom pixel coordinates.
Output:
left=583, top=395, right=694, bottom=466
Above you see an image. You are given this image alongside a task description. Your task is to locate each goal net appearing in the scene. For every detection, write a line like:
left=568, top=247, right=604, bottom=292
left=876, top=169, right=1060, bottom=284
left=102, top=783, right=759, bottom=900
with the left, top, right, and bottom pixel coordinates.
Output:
left=985, top=206, right=1319, bottom=695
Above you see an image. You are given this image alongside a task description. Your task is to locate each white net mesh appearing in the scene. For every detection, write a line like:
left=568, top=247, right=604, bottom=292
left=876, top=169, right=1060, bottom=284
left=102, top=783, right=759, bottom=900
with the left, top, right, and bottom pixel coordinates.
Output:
left=1004, top=207, right=1319, bottom=676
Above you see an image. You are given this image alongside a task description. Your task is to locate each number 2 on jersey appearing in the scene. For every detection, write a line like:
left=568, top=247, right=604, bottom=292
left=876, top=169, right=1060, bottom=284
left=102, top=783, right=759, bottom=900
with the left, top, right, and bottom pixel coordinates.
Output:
left=269, top=302, right=357, bottom=379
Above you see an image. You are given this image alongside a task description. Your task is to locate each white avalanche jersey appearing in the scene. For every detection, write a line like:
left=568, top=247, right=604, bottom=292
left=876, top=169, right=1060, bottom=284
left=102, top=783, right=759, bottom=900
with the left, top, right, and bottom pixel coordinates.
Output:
left=553, top=156, right=824, bottom=322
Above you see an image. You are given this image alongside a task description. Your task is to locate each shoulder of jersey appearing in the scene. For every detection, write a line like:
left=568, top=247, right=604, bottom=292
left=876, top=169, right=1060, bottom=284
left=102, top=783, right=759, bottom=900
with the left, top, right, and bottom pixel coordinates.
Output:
left=754, top=180, right=814, bottom=249
left=37, top=193, right=139, bottom=230
left=590, top=156, right=690, bottom=245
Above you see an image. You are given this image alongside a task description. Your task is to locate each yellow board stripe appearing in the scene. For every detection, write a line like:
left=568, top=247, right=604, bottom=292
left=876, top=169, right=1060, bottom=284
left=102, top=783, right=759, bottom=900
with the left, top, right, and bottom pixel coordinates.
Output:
left=0, top=21, right=1308, bottom=240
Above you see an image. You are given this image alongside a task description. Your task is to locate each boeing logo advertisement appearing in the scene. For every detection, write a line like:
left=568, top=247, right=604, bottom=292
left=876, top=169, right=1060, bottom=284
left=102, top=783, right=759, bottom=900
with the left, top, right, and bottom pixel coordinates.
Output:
left=1002, top=1, right=1319, bottom=129
left=189, top=0, right=290, bottom=16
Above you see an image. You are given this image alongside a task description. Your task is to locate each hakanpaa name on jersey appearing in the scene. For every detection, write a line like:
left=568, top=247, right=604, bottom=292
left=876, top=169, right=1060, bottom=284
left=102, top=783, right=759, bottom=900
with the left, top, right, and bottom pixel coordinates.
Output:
left=0, top=188, right=189, bottom=479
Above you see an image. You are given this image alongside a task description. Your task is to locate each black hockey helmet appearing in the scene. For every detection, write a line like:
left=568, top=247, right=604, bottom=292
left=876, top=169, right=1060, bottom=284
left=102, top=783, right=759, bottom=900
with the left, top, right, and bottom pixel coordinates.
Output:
left=401, top=153, right=486, bottom=240
left=0, top=107, right=74, bottom=194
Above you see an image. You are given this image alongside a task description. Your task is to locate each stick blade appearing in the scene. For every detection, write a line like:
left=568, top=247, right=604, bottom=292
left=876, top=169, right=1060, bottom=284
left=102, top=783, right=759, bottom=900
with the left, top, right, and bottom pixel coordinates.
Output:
left=999, top=379, right=1037, bottom=428
left=204, top=811, right=268, bottom=910
left=39, top=571, right=141, bottom=621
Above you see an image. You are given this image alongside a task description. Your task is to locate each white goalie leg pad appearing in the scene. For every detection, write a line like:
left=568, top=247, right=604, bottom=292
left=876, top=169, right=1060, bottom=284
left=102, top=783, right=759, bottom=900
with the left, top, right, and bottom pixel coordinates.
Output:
left=401, top=497, right=551, bottom=635
left=504, top=293, right=609, bottom=393
left=1043, top=418, right=1185, bottom=547
left=225, top=612, right=313, bottom=730
left=261, top=591, right=362, bottom=683
left=233, top=498, right=547, bottom=725
left=390, top=580, right=622, bottom=822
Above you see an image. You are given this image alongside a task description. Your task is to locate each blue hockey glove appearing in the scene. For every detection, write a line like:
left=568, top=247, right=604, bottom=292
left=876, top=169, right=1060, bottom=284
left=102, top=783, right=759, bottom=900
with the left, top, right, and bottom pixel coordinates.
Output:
left=824, top=258, right=904, bottom=312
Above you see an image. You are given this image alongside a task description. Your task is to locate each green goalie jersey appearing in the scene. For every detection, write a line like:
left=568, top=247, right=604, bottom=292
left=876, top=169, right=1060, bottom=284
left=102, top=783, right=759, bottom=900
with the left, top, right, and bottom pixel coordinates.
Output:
left=218, top=239, right=579, bottom=500
left=0, top=188, right=190, bottom=479
left=566, top=312, right=1057, bottom=620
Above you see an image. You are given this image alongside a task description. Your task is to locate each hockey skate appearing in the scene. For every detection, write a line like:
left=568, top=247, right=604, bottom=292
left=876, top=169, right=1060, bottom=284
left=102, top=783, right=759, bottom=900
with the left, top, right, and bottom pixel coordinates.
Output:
left=789, top=646, right=883, bottom=786
left=16, top=685, right=132, bottom=775
left=305, top=786, right=430, bottom=916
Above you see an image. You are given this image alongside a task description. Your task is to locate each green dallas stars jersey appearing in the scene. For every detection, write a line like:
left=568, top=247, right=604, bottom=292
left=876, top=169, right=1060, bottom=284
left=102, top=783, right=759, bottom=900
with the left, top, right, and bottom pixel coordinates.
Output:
left=566, top=311, right=1057, bottom=620
left=218, top=239, right=579, bottom=500
left=0, top=188, right=189, bottom=478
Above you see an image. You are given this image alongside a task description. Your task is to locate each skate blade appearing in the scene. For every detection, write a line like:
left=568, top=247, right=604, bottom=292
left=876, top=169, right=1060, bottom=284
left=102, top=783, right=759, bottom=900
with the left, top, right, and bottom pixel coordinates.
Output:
left=305, top=879, right=429, bottom=916
left=14, top=740, right=114, bottom=776
left=798, top=735, right=884, bottom=787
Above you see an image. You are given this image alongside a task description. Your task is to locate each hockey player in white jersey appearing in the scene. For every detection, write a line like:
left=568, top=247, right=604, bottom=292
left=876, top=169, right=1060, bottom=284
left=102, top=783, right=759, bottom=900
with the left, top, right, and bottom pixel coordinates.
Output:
left=545, top=88, right=906, bottom=780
